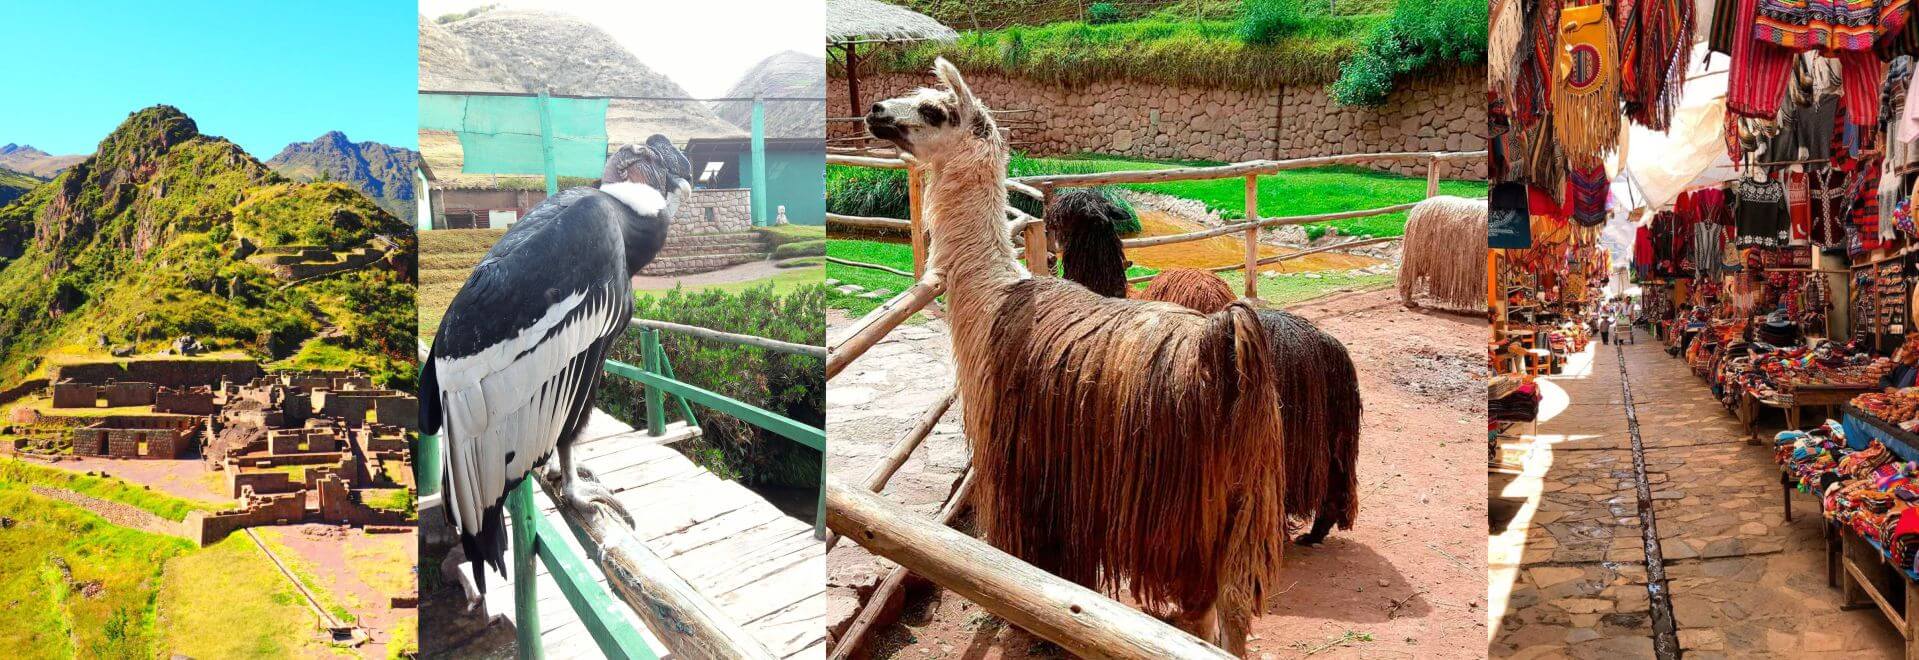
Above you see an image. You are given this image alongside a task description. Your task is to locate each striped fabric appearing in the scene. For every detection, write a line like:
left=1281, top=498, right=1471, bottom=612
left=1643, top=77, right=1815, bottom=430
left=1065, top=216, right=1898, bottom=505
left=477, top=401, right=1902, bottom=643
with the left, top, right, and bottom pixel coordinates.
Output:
left=1732, top=0, right=1799, bottom=118
left=1754, top=0, right=1904, bottom=51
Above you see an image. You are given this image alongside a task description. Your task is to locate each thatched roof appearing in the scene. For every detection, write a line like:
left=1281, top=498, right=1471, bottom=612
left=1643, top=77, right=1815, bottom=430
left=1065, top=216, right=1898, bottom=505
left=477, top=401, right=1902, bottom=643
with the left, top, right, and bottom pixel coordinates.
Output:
left=712, top=51, right=826, bottom=139
left=825, top=0, right=958, bottom=43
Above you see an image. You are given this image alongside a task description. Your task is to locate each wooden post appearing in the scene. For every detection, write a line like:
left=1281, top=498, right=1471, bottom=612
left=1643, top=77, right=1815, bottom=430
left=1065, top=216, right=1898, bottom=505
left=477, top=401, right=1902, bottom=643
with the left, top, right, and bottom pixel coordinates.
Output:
left=844, top=43, right=861, bottom=121
left=825, top=478, right=1236, bottom=659
left=1426, top=156, right=1443, bottom=198
left=1039, top=184, right=1056, bottom=276
left=1243, top=174, right=1259, bottom=299
left=642, top=329, right=665, bottom=437
left=908, top=166, right=926, bottom=279
left=1024, top=219, right=1048, bottom=276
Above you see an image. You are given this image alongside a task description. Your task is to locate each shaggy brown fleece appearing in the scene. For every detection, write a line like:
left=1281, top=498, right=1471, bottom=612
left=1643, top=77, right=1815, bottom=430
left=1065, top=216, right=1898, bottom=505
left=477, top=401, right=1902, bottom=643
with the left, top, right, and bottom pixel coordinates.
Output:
left=1141, top=268, right=1238, bottom=312
left=968, top=278, right=1288, bottom=621
left=1257, top=309, right=1362, bottom=543
left=1398, top=196, right=1488, bottom=313
left=1051, top=195, right=1364, bottom=544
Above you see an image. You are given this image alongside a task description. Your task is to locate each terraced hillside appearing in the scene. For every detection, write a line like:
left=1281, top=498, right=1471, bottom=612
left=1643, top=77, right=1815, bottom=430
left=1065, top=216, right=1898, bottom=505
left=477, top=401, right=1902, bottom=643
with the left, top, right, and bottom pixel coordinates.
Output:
left=0, top=106, right=417, bottom=388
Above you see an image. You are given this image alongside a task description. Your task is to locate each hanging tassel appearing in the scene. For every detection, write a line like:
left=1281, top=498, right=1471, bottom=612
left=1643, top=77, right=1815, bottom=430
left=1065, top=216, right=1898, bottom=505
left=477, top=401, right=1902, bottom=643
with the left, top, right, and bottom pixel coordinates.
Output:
left=1554, top=3, right=1623, bottom=168
left=1490, top=0, right=1526, bottom=100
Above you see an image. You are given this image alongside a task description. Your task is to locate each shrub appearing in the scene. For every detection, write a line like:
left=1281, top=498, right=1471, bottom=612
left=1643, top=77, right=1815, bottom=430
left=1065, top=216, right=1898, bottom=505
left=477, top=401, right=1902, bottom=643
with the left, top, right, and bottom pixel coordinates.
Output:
left=827, top=154, right=1142, bottom=234
left=596, top=284, right=825, bottom=488
left=1238, top=0, right=1318, bottom=45
left=772, top=240, right=826, bottom=259
left=1332, top=0, right=1487, bottom=105
left=1088, top=2, right=1124, bottom=24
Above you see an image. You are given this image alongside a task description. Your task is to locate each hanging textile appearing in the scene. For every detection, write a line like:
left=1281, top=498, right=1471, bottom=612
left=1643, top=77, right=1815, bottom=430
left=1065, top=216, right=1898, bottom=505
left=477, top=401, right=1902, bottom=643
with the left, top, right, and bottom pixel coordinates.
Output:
left=1555, top=3, right=1623, bottom=167
left=1730, top=0, right=1800, bottom=118
left=1570, top=163, right=1611, bottom=226
left=1624, top=0, right=1696, bottom=130
left=1491, top=0, right=1526, bottom=101
left=1812, top=167, right=1852, bottom=245
left=1790, top=170, right=1814, bottom=243
left=1491, top=182, right=1534, bottom=248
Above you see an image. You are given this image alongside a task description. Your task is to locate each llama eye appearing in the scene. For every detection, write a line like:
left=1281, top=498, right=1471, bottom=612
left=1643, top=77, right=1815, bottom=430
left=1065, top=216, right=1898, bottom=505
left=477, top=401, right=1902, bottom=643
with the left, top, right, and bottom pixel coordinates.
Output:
left=918, top=104, right=947, bottom=126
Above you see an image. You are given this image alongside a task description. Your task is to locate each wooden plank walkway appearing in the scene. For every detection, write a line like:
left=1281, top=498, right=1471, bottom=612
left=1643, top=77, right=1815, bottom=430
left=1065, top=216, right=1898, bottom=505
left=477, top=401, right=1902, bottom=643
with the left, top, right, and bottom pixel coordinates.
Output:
left=482, top=410, right=825, bottom=659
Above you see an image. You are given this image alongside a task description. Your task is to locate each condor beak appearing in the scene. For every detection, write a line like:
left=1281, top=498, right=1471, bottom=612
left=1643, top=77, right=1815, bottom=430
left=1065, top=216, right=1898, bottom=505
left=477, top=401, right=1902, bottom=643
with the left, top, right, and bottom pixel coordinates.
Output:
left=676, top=178, right=692, bottom=198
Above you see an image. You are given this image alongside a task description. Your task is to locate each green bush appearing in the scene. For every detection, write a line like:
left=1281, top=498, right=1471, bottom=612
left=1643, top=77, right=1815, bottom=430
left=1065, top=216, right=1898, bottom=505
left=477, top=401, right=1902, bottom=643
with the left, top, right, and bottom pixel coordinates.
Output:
left=1088, top=2, right=1124, bottom=24
left=1332, top=0, right=1487, bottom=105
left=1238, top=0, right=1320, bottom=45
left=596, top=284, right=825, bottom=488
left=772, top=240, right=826, bottom=259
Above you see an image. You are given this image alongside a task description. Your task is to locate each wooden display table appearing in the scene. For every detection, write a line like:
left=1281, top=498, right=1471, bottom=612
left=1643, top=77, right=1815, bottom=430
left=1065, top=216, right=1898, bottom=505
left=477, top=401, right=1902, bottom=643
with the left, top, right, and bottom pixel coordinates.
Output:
left=1743, top=384, right=1881, bottom=443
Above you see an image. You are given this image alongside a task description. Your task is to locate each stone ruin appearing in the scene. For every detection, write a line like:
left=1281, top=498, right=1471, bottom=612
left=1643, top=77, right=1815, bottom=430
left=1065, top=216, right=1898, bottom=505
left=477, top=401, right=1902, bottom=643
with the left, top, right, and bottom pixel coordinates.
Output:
left=70, top=415, right=202, bottom=460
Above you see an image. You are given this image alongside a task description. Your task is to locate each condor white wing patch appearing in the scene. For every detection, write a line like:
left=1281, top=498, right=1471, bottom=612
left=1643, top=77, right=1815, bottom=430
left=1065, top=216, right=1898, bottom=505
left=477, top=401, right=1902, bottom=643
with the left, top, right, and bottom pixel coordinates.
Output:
left=434, top=287, right=625, bottom=537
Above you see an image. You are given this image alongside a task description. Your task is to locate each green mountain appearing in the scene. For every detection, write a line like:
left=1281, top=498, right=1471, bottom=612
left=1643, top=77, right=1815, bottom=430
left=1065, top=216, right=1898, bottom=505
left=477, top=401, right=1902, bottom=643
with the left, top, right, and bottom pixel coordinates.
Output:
left=0, top=105, right=418, bottom=388
left=0, top=166, right=40, bottom=207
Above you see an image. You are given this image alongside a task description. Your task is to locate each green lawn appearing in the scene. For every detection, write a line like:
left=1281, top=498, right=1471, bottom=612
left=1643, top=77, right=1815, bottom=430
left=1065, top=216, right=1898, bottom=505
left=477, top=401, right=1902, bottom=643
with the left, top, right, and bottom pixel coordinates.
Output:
left=1031, top=156, right=1485, bottom=238
left=635, top=265, right=826, bottom=300
left=828, top=156, right=1485, bottom=240
left=0, top=457, right=230, bottom=521
left=0, top=484, right=194, bottom=658
left=156, top=534, right=329, bottom=658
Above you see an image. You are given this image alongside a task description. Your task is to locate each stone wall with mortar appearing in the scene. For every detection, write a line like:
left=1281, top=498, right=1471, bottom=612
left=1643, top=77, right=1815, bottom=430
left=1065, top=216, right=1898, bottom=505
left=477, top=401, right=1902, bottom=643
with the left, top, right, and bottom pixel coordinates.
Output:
left=185, top=489, right=306, bottom=545
left=671, top=189, right=752, bottom=236
left=829, top=68, right=1487, bottom=178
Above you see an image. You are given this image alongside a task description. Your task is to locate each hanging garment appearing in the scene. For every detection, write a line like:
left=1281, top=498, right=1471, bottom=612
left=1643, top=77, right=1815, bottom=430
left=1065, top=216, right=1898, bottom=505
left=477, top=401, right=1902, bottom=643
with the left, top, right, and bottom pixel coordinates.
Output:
left=1571, top=163, right=1611, bottom=226
left=1491, top=0, right=1526, bottom=102
left=1738, top=175, right=1792, bottom=247
left=1624, top=0, right=1696, bottom=130
left=1710, top=0, right=1744, bottom=54
left=1812, top=167, right=1853, bottom=245
left=1491, top=182, right=1534, bottom=249
left=1790, top=170, right=1815, bottom=243
left=1555, top=3, right=1624, bottom=167
left=1731, top=0, right=1801, bottom=118
left=1754, top=0, right=1912, bottom=51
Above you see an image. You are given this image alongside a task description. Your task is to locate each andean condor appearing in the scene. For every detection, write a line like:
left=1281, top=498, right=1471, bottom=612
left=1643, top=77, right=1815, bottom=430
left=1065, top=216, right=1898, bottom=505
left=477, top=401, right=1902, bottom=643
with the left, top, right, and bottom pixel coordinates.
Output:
left=422, top=135, right=693, bottom=595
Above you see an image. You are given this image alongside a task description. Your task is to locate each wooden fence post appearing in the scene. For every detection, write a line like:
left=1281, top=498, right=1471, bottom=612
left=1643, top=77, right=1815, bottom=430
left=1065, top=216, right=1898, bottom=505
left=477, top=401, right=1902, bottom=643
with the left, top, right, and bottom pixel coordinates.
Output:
left=1426, top=156, right=1443, bottom=198
left=1024, top=186, right=1049, bottom=276
left=908, top=166, right=926, bottom=279
left=1039, top=184, right=1056, bottom=276
left=1244, top=174, right=1259, bottom=299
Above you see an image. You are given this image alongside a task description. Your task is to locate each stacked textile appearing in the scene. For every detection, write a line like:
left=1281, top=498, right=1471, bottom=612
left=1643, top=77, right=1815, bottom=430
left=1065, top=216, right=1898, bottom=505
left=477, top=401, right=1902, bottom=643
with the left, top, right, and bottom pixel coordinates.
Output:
left=1491, top=381, right=1543, bottom=422
left=1854, top=388, right=1919, bottom=427
left=1775, top=423, right=1892, bottom=492
left=1826, top=462, right=1919, bottom=569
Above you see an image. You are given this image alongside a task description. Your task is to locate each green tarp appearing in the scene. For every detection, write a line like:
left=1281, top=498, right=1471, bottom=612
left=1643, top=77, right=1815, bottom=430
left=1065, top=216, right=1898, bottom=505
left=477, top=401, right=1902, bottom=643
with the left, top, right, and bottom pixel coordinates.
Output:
left=419, top=94, right=609, bottom=178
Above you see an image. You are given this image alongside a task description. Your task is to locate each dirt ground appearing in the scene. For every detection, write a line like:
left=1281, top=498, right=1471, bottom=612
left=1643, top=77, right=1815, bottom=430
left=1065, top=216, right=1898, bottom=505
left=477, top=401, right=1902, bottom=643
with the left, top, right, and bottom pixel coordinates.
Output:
left=855, top=286, right=1490, bottom=659
left=36, top=455, right=229, bottom=504
left=258, top=524, right=418, bottom=659
left=630, top=258, right=792, bottom=290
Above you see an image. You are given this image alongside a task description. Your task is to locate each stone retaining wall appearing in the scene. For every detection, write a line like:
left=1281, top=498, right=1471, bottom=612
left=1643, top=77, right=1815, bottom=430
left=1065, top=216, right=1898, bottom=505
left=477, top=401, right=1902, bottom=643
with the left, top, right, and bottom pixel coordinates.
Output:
left=673, top=189, right=753, bottom=236
left=829, top=68, right=1488, bottom=178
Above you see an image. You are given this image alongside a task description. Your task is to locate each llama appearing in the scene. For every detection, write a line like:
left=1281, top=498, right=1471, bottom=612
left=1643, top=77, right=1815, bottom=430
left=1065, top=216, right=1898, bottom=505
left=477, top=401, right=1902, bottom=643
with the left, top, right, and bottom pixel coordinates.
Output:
left=1398, top=195, right=1489, bottom=313
left=866, top=60, right=1288, bottom=653
left=1048, top=190, right=1362, bottom=545
left=1141, top=268, right=1238, bottom=312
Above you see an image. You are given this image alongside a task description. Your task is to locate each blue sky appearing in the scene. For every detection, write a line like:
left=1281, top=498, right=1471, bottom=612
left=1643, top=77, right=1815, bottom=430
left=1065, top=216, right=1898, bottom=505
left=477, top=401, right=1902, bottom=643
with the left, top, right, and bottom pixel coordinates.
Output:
left=0, top=1, right=416, bottom=158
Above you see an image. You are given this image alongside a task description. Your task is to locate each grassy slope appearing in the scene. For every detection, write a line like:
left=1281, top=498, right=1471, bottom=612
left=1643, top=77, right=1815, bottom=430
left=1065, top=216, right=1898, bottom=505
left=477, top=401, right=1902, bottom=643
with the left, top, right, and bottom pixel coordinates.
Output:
left=0, top=167, right=40, bottom=206
left=0, top=484, right=194, bottom=658
left=860, top=15, right=1380, bottom=88
left=0, top=457, right=230, bottom=520
left=155, top=534, right=327, bottom=658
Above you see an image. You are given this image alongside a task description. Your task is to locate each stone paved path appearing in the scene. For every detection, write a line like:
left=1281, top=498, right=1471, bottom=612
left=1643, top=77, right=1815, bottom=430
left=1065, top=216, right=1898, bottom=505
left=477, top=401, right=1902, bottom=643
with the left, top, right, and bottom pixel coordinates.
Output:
left=1491, top=335, right=1904, bottom=658
left=823, top=312, right=972, bottom=639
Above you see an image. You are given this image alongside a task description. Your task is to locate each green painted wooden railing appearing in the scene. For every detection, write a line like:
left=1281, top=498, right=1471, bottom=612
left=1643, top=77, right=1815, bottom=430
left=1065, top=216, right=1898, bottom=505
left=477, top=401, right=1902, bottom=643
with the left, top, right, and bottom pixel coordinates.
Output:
left=416, top=324, right=825, bottom=659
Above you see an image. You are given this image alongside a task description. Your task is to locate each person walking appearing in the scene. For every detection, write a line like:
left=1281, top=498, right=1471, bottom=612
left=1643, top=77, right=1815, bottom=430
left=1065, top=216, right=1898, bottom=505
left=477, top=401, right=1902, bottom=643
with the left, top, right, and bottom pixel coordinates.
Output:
left=1598, top=299, right=1613, bottom=345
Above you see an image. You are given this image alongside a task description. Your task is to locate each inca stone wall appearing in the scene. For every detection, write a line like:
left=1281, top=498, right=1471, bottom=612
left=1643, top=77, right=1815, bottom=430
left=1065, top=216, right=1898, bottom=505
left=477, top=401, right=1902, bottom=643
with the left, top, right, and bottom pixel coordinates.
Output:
left=829, top=68, right=1487, bottom=179
left=672, top=189, right=752, bottom=236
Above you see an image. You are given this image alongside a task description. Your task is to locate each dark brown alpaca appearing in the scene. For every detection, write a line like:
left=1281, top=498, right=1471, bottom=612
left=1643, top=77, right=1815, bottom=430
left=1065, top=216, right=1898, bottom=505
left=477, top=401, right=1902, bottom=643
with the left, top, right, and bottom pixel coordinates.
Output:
left=1049, top=190, right=1362, bottom=545
left=868, top=60, right=1287, bottom=654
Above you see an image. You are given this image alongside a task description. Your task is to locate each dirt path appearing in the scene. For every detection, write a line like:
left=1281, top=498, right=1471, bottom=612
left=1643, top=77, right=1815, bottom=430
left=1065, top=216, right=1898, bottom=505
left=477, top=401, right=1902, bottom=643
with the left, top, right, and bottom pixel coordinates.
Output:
left=631, top=258, right=787, bottom=290
left=836, top=287, right=1490, bottom=658
left=257, top=524, right=418, bottom=659
left=34, top=456, right=229, bottom=504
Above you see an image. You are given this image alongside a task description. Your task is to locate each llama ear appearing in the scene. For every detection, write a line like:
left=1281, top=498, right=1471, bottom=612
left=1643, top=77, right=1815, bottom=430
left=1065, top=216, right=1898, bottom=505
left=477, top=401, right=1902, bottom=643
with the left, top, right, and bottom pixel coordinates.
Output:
left=933, top=58, right=976, bottom=108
